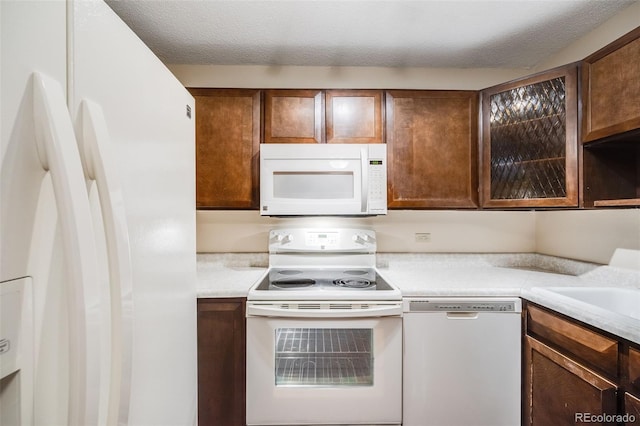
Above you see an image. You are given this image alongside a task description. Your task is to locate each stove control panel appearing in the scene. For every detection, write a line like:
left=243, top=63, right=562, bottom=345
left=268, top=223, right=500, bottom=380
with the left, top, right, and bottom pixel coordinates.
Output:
left=269, top=228, right=376, bottom=252
left=305, top=232, right=339, bottom=247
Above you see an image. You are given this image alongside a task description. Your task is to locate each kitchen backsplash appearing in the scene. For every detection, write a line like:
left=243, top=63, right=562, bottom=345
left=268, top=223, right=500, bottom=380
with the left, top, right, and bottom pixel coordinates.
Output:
left=196, top=209, right=640, bottom=264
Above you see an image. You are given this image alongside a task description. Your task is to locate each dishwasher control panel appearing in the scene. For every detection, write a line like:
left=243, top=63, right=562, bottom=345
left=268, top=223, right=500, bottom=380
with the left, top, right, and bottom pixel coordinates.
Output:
left=405, top=298, right=522, bottom=313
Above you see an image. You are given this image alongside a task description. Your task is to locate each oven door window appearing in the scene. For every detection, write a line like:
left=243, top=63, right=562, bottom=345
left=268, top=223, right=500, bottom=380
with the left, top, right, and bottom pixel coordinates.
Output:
left=274, top=328, right=373, bottom=386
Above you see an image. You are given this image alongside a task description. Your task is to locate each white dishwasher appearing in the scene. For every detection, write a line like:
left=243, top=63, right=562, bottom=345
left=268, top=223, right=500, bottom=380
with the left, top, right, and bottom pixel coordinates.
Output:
left=403, top=297, right=522, bottom=426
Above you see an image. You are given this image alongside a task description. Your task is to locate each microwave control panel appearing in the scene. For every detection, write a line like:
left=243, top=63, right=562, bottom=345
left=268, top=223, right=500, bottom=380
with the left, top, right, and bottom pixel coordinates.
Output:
left=368, top=157, right=387, bottom=213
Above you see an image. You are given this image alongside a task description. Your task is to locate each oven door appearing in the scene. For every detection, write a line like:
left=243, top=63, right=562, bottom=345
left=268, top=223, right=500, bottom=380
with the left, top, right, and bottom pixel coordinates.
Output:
left=246, top=310, right=402, bottom=425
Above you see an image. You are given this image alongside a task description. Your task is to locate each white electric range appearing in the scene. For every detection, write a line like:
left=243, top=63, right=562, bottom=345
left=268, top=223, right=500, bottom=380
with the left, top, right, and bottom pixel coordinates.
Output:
left=245, top=227, right=402, bottom=426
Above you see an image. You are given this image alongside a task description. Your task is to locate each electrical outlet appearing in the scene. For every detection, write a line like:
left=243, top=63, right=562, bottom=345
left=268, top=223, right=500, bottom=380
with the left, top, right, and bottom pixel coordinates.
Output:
left=415, top=232, right=431, bottom=243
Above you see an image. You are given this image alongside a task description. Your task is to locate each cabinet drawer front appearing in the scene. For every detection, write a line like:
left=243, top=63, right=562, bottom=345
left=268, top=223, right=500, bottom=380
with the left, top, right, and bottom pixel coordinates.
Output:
left=526, top=304, right=618, bottom=377
left=630, top=346, right=640, bottom=396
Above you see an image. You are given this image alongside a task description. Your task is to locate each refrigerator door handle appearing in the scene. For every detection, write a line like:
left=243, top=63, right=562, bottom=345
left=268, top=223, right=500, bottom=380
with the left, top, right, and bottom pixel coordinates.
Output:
left=32, top=72, right=98, bottom=426
left=79, top=99, right=134, bottom=426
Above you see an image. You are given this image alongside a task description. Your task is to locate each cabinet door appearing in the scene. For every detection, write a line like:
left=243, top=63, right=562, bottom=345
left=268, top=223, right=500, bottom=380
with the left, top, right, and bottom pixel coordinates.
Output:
left=264, top=89, right=324, bottom=143
left=524, top=336, right=617, bottom=426
left=190, top=89, right=260, bottom=208
left=582, top=27, right=640, bottom=143
left=386, top=90, right=479, bottom=208
left=626, top=393, right=640, bottom=425
left=197, top=298, right=246, bottom=426
left=630, top=346, right=640, bottom=395
left=481, top=64, right=578, bottom=207
left=326, top=90, right=383, bottom=143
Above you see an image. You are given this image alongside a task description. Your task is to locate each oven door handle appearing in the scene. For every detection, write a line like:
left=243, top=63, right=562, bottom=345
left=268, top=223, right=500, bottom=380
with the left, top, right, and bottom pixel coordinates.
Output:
left=246, top=304, right=402, bottom=318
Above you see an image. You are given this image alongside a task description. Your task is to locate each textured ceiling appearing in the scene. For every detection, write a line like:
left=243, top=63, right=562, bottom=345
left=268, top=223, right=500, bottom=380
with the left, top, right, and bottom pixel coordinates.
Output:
left=106, top=0, right=637, bottom=68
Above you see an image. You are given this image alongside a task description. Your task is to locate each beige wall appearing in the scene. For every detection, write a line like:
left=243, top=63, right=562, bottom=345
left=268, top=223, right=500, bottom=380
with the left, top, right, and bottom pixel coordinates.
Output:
left=169, top=64, right=528, bottom=91
left=197, top=209, right=639, bottom=265
left=197, top=210, right=537, bottom=253
left=534, top=1, right=640, bottom=72
left=536, top=210, right=640, bottom=265
left=184, top=5, right=640, bottom=265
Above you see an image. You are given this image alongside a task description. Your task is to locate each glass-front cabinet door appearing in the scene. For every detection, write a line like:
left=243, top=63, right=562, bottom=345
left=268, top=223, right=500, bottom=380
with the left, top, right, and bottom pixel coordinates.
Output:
left=481, top=64, right=579, bottom=207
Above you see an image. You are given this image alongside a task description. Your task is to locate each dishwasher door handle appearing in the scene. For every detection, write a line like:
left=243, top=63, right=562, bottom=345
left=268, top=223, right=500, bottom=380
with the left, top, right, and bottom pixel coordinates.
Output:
left=446, top=312, right=479, bottom=319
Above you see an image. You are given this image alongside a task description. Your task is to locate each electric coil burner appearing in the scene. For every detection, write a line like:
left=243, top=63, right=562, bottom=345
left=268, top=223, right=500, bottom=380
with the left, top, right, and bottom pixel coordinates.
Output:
left=248, top=228, right=401, bottom=302
left=334, top=277, right=371, bottom=288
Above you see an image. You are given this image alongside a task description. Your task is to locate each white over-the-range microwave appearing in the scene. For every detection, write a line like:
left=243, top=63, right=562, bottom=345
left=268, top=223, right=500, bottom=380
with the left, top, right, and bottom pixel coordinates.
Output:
left=260, top=143, right=387, bottom=216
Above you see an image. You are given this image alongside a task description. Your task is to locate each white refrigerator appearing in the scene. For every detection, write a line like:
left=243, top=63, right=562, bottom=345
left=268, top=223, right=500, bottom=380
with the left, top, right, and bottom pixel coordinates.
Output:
left=0, top=1, right=197, bottom=425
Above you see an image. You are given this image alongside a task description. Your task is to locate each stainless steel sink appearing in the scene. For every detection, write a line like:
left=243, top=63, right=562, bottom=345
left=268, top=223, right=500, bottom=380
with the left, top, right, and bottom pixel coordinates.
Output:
left=534, top=287, right=640, bottom=321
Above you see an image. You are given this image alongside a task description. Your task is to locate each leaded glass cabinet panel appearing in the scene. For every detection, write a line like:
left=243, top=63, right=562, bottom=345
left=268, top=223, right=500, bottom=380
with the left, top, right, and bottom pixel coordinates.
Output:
left=481, top=65, right=578, bottom=207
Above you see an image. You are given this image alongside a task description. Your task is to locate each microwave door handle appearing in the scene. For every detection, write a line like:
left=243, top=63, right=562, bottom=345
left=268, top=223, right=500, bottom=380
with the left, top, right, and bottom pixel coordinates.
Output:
left=360, top=147, right=368, bottom=213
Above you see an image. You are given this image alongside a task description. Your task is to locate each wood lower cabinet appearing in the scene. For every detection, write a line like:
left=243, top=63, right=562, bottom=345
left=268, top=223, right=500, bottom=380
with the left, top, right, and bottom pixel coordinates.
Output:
left=190, top=89, right=260, bottom=208
left=197, top=298, right=246, bottom=426
left=524, top=336, right=617, bottom=426
left=631, top=346, right=640, bottom=395
left=385, top=90, right=478, bottom=208
left=525, top=304, right=618, bottom=377
left=524, top=302, right=640, bottom=426
left=582, top=27, right=640, bottom=143
left=626, top=393, right=640, bottom=425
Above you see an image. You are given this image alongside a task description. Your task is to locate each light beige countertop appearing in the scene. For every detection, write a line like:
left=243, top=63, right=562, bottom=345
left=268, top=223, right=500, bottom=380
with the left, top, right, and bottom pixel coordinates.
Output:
left=197, top=252, right=640, bottom=344
left=197, top=253, right=268, bottom=298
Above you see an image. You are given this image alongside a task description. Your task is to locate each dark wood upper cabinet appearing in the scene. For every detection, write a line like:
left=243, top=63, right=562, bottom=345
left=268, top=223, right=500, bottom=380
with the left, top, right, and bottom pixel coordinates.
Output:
left=581, top=141, right=640, bottom=207
left=192, top=28, right=640, bottom=210
left=582, top=27, right=640, bottom=143
left=264, top=89, right=324, bottom=143
left=386, top=90, right=479, bottom=208
left=580, top=27, right=640, bottom=208
left=481, top=64, right=579, bottom=208
left=263, top=89, right=383, bottom=144
left=326, top=90, right=384, bottom=143
left=190, top=89, right=261, bottom=209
